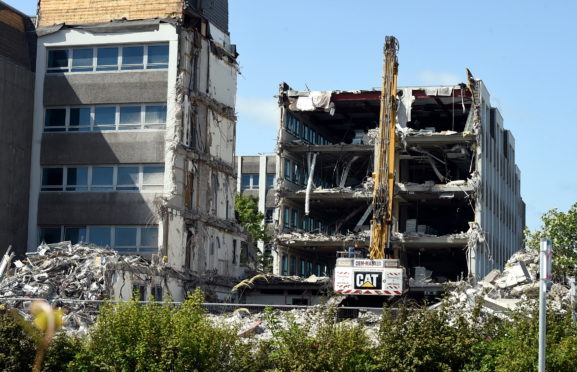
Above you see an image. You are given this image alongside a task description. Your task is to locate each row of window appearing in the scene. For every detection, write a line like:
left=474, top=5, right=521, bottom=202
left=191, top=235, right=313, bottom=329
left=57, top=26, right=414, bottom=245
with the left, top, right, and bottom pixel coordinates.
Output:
left=41, top=165, right=164, bottom=192
left=240, top=173, right=276, bottom=190
left=283, top=207, right=323, bottom=232
left=285, top=112, right=332, bottom=145
left=283, top=158, right=332, bottom=188
left=44, top=105, right=167, bottom=132
left=47, top=44, right=169, bottom=73
left=38, top=225, right=158, bottom=254
left=280, top=255, right=333, bottom=277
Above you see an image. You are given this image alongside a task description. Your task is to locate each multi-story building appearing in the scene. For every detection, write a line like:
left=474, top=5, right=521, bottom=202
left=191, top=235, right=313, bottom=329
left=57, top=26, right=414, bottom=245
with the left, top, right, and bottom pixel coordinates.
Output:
left=0, top=1, right=36, bottom=258
left=235, top=155, right=277, bottom=224
left=26, top=0, right=247, bottom=300
left=273, top=78, right=525, bottom=288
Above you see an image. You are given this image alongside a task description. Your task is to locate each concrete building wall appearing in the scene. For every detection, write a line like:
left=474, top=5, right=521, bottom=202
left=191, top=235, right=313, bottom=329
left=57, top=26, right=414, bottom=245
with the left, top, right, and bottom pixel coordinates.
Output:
left=0, top=3, right=36, bottom=257
left=44, top=71, right=168, bottom=106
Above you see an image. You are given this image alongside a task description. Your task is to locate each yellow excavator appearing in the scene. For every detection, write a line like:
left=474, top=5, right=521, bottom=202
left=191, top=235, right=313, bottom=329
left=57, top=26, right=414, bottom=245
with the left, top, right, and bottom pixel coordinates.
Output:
left=333, top=36, right=407, bottom=296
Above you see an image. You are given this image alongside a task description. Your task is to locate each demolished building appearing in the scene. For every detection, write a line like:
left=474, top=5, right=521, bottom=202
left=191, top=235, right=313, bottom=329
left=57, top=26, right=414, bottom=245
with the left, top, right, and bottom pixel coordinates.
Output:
left=273, top=79, right=525, bottom=290
left=24, top=0, right=248, bottom=300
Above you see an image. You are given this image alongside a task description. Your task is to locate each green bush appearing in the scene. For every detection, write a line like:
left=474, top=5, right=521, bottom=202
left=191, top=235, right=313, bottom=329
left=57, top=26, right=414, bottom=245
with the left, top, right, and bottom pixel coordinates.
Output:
left=258, top=307, right=375, bottom=372
left=0, top=311, right=37, bottom=371
left=71, top=289, right=255, bottom=372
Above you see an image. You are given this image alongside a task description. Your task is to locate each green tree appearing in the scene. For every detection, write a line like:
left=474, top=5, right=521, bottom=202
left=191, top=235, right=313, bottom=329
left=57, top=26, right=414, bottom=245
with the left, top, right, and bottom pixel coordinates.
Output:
left=525, top=202, right=577, bottom=278
left=235, top=195, right=272, bottom=271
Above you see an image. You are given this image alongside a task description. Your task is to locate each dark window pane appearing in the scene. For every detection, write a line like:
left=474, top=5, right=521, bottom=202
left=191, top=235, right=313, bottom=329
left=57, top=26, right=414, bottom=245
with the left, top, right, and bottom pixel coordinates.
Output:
left=66, top=167, right=88, bottom=191
left=71, top=48, right=93, bottom=71
left=121, top=46, right=144, bottom=69
left=144, top=105, right=166, bottom=125
left=266, top=173, right=275, bottom=189
left=39, top=227, right=61, bottom=244
left=117, top=166, right=139, bottom=190
left=89, top=227, right=111, bottom=247
left=97, top=47, right=118, bottom=69
left=45, top=109, right=66, bottom=129
left=115, top=227, right=137, bottom=246
left=241, top=174, right=250, bottom=190
left=42, top=168, right=63, bottom=190
left=64, top=227, right=87, bottom=244
left=94, top=107, right=115, bottom=130
left=69, top=108, right=90, bottom=131
left=148, top=45, right=168, bottom=65
left=252, top=175, right=259, bottom=189
left=47, top=50, right=68, bottom=70
left=119, top=106, right=141, bottom=129
left=141, top=227, right=158, bottom=247
left=92, top=167, right=113, bottom=189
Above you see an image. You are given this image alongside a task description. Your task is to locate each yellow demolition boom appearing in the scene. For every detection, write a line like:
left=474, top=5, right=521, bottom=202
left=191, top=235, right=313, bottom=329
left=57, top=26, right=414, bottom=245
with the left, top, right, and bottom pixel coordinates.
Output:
left=369, top=36, right=399, bottom=260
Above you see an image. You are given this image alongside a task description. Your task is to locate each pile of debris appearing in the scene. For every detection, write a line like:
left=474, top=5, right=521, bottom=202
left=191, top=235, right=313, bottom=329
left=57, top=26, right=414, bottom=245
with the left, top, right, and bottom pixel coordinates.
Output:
left=206, top=305, right=382, bottom=343
left=441, top=249, right=571, bottom=314
left=0, top=242, right=152, bottom=332
left=277, top=230, right=371, bottom=244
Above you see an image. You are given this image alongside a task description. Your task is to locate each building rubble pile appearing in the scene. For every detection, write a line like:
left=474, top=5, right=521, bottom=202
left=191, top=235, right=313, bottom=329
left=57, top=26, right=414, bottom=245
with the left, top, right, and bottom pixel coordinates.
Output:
left=207, top=305, right=382, bottom=343
left=440, top=249, right=571, bottom=315
left=277, top=230, right=371, bottom=244
left=0, top=241, right=151, bottom=333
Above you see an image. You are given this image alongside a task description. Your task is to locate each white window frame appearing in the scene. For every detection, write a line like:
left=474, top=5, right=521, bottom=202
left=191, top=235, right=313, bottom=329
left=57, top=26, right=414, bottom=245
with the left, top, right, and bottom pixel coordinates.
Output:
left=43, top=104, right=167, bottom=132
left=40, top=164, right=164, bottom=192
left=46, top=43, right=169, bottom=73
left=241, top=173, right=259, bottom=190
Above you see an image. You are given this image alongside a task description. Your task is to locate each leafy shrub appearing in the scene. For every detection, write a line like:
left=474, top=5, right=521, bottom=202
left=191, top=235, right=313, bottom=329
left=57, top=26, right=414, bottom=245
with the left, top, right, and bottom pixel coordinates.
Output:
left=72, top=289, right=254, bottom=372
left=0, top=310, right=37, bottom=371
left=259, top=307, right=375, bottom=372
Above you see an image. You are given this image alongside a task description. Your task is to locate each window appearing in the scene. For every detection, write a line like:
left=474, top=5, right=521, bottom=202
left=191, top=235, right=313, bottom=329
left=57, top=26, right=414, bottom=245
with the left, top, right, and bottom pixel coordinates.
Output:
left=66, top=167, right=88, bottom=191
left=132, top=284, right=146, bottom=301
left=151, top=285, right=163, bottom=301
left=119, top=106, right=141, bottom=129
left=265, top=208, right=274, bottom=223
left=266, top=173, right=276, bottom=189
left=97, top=47, right=118, bottom=71
left=143, top=166, right=164, bottom=191
left=38, top=227, right=61, bottom=244
left=64, top=227, right=86, bottom=243
left=47, top=49, right=68, bottom=72
left=39, top=225, right=158, bottom=254
left=232, top=239, right=237, bottom=264
left=94, top=106, right=116, bottom=131
left=241, top=174, right=259, bottom=190
left=147, top=45, right=169, bottom=69
left=284, top=159, right=291, bottom=180
left=41, top=168, right=63, bottom=191
left=144, top=105, right=167, bottom=129
left=69, top=108, right=91, bottom=131
left=300, top=259, right=306, bottom=277
left=47, top=44, right=169, bottom=73
left=286, top=113, right=293, bottom=133
left=71, top=48, right=93, bottom=72
left=290, top=256, right=297, bottom=276
left=303, top=124, right=309, bottom=143
left=283, top=207, right=290, bottom=228
left=44, top=108, right=66, bottom=131
left=45, top=105, right=167, bottom=132
left=291, top=209, right=298, bottom=228
left=115, top=227, right=137, bottom=253
left=281, top=255, right=288, bottom=276
left=121, top=46, right=144, bottom=70
left=41, top=165, right=164, bottom=192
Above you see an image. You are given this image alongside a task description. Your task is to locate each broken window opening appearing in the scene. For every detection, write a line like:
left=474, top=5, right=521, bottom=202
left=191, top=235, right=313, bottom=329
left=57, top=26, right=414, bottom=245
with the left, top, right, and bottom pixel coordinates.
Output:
left=399, top=200, right=473, bottom=236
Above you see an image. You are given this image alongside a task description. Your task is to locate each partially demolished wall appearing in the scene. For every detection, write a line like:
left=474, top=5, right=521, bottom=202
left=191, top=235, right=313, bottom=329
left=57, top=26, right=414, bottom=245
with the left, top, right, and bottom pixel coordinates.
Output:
left=273, top=78, right=524, bottom=286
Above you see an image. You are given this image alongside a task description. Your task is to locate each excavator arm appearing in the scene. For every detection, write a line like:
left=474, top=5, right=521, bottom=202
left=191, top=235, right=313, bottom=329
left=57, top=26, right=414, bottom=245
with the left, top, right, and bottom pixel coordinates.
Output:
left=369, top=36, right=399, bottom=260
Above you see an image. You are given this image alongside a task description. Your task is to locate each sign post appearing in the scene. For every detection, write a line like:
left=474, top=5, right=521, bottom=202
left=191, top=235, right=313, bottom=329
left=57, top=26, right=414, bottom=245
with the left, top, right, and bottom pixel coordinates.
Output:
left=539, top=238, right=552, bottom=372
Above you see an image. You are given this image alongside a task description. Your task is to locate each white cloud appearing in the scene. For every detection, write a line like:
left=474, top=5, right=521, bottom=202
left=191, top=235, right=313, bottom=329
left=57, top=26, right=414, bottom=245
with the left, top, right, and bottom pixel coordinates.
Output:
left=236, top=96, right=279, bottom=127
left=417, top=71, right=461, bottom=86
